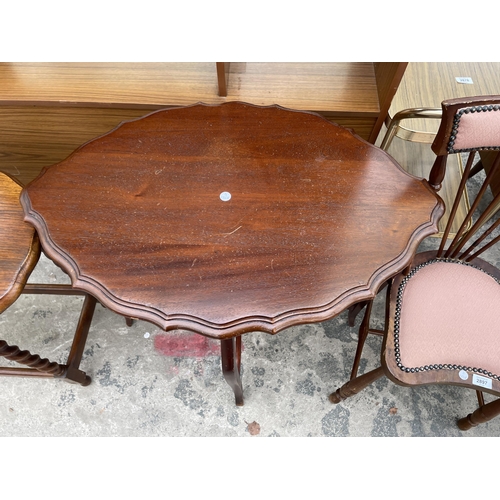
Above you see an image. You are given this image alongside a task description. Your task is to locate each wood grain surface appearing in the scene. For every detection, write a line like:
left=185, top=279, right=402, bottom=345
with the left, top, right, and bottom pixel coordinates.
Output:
left=22, top=102, right=442, bottom=338
left=0, top=106, right=152, bottom=185
left=388, top=62, right=500, bottom=135
left=0, top=172, right=40, bottom=313
left=1, top=62, right=407, bottom=184
left=1, top=62, right=381, bottom=113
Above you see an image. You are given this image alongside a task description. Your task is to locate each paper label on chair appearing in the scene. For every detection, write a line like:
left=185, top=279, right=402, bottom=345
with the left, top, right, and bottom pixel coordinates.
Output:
left=472, top=374, right=492, bottom=390
left=455, top=77, right=474, bottom=84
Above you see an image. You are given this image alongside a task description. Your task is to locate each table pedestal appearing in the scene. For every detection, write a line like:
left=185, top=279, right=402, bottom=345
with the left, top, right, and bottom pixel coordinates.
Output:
left=221, top=337, right=243, bottom=405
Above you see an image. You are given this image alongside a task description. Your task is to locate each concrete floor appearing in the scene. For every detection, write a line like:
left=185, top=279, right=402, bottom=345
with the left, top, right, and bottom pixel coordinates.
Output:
left=2, top=160, right=500, bottom=437
left=1, top=230, right=500, bottom=437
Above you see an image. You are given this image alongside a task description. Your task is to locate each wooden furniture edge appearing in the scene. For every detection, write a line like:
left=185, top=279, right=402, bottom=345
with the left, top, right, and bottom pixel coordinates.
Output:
left=0, top=173, right=41, bottom=313
left=20, top=184, right=442, bottom=339
left=369, top=62, right=408, bottom=143
left=216, top=62, right=230, bottom=97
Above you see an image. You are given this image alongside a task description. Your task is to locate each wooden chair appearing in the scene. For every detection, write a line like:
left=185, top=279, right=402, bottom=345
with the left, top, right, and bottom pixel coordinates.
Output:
left=380, top=106, right=499, bottom=224
left=0, top=171, right=96, bottom=385
left=330, top=95, right=500, bottom=431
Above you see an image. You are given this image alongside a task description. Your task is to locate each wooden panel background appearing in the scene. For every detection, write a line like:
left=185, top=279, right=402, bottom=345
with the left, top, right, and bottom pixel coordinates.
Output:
left=0, top=62, right=406, bottom=183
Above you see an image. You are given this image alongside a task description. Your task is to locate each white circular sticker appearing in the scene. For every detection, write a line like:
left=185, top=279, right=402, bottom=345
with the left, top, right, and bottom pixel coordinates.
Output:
left=220, top=192, right=231, bottom=202
left=459, top=369, right=468, bottom=380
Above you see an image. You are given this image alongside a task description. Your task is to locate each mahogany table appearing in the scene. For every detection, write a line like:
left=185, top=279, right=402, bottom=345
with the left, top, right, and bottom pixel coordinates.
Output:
left=20, top=102, right=443, bottom=405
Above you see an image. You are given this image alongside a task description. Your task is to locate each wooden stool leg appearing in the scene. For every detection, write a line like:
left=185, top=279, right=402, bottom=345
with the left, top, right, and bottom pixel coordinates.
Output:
left=220, top=336, right=244, bottom=406
left=60, top=294, right=97, bottom=386
left=457, top=397, right=500, bottom=431
left=329, top=366, right=385, bottom=404
left=0, top=340, right=66, bottom=376
left=0, top=294, right=96, bottom=385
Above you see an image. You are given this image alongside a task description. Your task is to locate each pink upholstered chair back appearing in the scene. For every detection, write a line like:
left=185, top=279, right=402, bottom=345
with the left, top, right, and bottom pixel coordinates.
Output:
left=432, top=96, right=500, bottom=155
left=428, top=96, right=500, bottom=192
left=426, top=96, right=500, bottom=261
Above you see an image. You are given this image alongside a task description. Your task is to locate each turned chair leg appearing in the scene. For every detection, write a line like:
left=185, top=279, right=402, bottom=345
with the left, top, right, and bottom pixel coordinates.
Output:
left=332, top=283, right=391, bottom=404
left=0, top=340, right=66, bottom=377
left=329, top=366, right=385, bottom=404
left=457, top=396, right=500, bottom=431
left=220, top=336, right=244, bottom=406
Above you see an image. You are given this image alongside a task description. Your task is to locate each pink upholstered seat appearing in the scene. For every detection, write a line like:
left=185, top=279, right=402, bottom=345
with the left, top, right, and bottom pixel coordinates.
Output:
left=330, top=96, right=500, bottom=431
left=396, top=260, right=500, bottom=377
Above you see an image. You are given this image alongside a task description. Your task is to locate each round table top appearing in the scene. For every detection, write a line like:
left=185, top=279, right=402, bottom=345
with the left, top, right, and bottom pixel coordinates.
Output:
left=21, top=102, right=443, bottom=338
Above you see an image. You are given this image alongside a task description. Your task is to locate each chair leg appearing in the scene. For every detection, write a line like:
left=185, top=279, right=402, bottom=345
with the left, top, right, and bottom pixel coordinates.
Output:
left=220, top=336, right=244, bottom=406
left=457, top=396, right=500, bottom=431
left=0, top=340, right=66, bottom=377
left=468, top=160, right=484, bottom=178
left=476, top=390, right=485, bottom=407
left=329, top=366, right=385, bottom=404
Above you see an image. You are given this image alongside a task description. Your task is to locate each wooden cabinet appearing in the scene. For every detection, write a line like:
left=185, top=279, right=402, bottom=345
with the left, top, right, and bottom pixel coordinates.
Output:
left=0, top=62, right=407, bottom=185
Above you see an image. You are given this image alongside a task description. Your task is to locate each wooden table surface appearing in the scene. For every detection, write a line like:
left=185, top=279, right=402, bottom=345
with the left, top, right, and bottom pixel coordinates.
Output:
left=21, top=102, right=443, bottom=339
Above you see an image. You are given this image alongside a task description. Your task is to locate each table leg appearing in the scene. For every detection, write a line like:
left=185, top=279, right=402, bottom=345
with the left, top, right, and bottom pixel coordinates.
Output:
left=220, top=336, right=244, bottom=406
left=61, top=294, right=97, bottom=386
left=0, top=293, right=96, bottom=385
